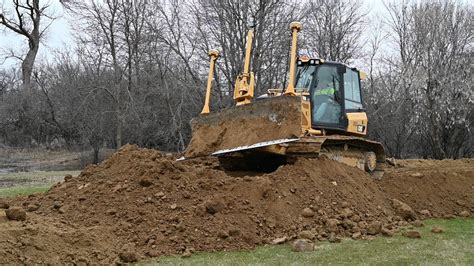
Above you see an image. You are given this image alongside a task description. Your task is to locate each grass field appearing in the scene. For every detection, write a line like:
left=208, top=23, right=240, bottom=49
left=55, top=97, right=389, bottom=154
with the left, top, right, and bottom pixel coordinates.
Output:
left=0, top=170, right=80, bottom=198
left=1, top=172, right=472, bottom=265
left=147, top=218, right=473, bottom=265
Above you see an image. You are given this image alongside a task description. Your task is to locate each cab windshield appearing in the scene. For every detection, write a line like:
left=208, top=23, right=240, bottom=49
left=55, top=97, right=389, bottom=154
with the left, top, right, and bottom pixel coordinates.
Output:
left=310, top=64, right=342, bottom=125
left=294, top=64, right=316, bottom=93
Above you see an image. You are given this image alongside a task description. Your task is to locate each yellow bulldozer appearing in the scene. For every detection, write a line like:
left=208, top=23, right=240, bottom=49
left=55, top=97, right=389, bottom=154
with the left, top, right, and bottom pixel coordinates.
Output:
left=183, top=22, right=386, bottom=178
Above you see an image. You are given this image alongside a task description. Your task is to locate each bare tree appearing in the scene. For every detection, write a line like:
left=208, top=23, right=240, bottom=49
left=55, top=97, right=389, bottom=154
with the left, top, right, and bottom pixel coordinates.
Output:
left=381, top=0, right=473, bottom=158
left=0, top=0, right=53, bottom=91
left=302, top=0, right=366, bottom=63
left=190, top=0, right=301, bottom=100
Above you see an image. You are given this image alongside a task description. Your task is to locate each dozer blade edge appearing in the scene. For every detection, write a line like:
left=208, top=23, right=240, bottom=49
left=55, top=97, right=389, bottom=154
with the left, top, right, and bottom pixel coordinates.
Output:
left=211, top=138, right=300, bottom=156
left=176, top=138, right=299, bottom=161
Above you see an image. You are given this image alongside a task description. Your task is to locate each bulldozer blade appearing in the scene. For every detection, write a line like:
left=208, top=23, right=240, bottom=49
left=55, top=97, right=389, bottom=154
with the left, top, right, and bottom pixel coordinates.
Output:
left=184, top=96, right=302, bottom=158
left=211, top=138, right=300, bottom=155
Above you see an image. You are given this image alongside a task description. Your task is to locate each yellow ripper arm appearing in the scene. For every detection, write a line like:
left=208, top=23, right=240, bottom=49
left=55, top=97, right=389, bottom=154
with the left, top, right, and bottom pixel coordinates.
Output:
left=201, top=49, right=219, bottom=114
left=285, top=21, right=302, bottom=95
left=234, top=29, right=255, bottom=106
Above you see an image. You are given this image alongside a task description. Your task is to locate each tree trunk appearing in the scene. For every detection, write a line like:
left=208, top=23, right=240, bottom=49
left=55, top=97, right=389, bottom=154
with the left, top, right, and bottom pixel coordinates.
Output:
left=21, top=42, right=39, bottom=91
left=93, top=146, right=100, bottom=164
left=116, top=113, right=122, bottom=150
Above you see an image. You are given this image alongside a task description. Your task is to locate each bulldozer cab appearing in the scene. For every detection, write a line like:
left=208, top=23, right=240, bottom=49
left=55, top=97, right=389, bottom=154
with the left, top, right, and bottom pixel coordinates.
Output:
left=294, top=59, right=365, bottom=134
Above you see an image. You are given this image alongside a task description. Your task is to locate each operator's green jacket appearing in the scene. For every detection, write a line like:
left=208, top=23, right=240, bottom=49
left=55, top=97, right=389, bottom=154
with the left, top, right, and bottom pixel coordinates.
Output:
left=315, top=87, right=336, bottom=96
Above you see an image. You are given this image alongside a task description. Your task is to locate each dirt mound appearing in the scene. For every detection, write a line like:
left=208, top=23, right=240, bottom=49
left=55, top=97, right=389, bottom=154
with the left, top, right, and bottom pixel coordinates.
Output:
left=1, top=145, right=473, bottom=263
left=378, top=159, right=474, bottom=217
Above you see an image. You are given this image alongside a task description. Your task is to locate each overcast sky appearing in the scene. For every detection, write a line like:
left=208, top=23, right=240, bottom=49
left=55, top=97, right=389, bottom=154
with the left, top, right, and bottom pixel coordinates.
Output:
left=0, top=0, right=388, bottom=70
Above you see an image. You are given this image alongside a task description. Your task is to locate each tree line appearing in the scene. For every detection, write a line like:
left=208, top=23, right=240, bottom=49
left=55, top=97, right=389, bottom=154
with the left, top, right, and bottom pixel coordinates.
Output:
left=0, top=0, right=472, bottom=162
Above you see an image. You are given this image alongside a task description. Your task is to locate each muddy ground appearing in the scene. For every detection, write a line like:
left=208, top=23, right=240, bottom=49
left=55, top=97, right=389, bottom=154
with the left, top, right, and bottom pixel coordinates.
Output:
left=0, top=147, right=114, bottom=173
left=0, top=144, right=472, bottom=264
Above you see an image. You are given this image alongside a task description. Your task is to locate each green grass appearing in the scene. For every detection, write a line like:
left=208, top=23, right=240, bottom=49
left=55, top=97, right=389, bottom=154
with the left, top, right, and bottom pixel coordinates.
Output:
left=0, top=184, right=52, bottom=198
left=145, top=218, right=473, bottom=265
left=0, top=170, right=79, bottom=198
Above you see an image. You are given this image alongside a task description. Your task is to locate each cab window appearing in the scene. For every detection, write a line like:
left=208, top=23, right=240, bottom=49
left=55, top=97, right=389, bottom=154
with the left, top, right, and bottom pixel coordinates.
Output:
left=311, top=65, right=342, bottom=125
left=344, top=69, right=362, bottom=110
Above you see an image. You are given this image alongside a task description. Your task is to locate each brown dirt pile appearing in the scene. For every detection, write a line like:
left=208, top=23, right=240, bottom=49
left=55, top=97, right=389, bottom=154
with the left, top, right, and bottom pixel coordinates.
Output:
left=378, top=159, right=474, bottom=217
left=184, top=96, right=302, bottom=157
left=1, top=145, right=473, bottom=264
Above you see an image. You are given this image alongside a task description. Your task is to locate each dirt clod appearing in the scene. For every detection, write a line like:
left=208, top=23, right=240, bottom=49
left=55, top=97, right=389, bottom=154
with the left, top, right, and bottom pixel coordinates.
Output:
left=431, top=227, right=444, bottom=233
left=419, top=209, right=431, bottom=217
left=138, top=177, right=153, bottom=187
left=181, top=249, right=193, bottom=258
left=381, top=227, right=394, bottom=237
left=271, top=236, right=287, bottom=245
left=301, top=208, right=315, bottom=218
left=402, top=230, right=421, bottom=239
left=204, top=200, right=225, bottom=215
left=64, top=174, right=73, bottom=181
left=298, top=230, right=315, bottom=240
left=26, top=203, right=40, bottom=212
left=367, top=221, right=382, bottom=235
left=5, top=207, right=26, bottom=221
left=392, top=199, right=416, bottom=221
left=411, top=220, right=424, bottom=227
left=119, top=251, right=138, bottom=263
left=0, top=200, right=10, bottom=209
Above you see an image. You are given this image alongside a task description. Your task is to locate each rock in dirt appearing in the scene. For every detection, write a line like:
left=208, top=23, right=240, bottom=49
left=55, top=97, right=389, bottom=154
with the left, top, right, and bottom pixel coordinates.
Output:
left=5, top=207, right=26, bottom=221
left=58, top=206, right=68, bottom=214
left=392, top=199, right=416, bottom=221
left=431, top=227, right=444, bottom=233
left=459, top=210, right=470, bottom=217
left=402, top=230, right=421, bottom=239
left=340, top=208, right=354, bottom=218
left=419, top=209, right=431, bottom=217
left=181, top=249, right=193, bottom=258
left=0, top=200, right=9, bottom=209
left=411, top=220, right=424, bottom=227
left=64, top=174, right=73, bottom=182
left=298, top=230, right=315, bottom=240
left=119, top=251, right=138, bottom=263
left=271, top=236, right=287, bottom=245
left=204, top=200, right=225, bottom=215
left=410, top=172, right=424, bottom=178
left=138, top=177, right=153, bottom=187
left=341, top=201, right=350, bottom=208
left=26, top=203, right=40, bottom=212
left=301, top=208, right=315, bottom=218
left=367, top=221, right=382, bottom=235
left=351, top=231, right=362, bottom=239
left=327, top=218, right=340, bottom=233
left=328, top=233, right=342, bottom=243
left=381, top=227, right=394, bottom=237
left=53, top=201, right=62, bottom=209
left=291, top=239, right=314, bottom=252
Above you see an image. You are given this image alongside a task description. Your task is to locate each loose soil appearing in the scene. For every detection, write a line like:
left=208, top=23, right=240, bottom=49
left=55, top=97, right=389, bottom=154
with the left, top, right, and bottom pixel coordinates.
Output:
left=1, top=145, right=473, bottom=264
left=184, top=96, right=302, bottom=157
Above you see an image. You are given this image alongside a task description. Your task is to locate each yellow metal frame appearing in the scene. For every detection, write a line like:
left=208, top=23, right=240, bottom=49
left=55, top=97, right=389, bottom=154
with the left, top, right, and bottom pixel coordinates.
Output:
left=285, top=22, right=302, bottom=96
left=234, top=30, right=255, bottom=106
left=200, top=22, right=368, bottom=138
left=201, top=49, right=219, bottom=114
